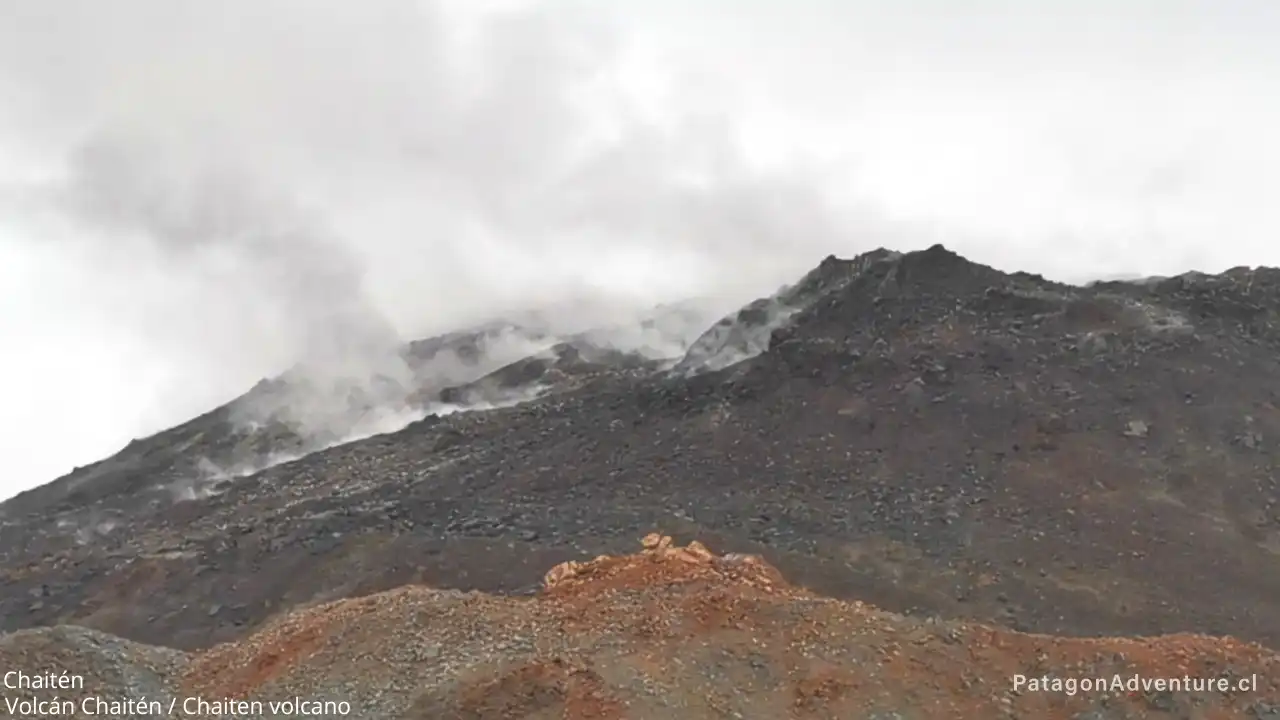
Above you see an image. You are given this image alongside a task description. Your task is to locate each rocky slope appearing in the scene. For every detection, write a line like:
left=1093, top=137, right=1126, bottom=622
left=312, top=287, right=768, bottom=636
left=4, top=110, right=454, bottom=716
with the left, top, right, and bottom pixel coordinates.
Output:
left=3, top=244, right=1280, bottom=657
left=2, top=537, right=1278, bottom=719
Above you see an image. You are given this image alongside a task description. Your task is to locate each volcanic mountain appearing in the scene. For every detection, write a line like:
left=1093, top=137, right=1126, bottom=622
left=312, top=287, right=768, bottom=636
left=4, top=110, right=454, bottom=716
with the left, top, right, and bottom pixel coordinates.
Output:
left=3, top=243, right=1280, bottom=662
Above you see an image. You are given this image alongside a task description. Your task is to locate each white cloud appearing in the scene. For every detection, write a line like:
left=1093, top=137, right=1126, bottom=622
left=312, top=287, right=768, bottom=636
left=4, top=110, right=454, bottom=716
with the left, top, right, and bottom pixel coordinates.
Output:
left=1, top=0, right=1278, bottom=499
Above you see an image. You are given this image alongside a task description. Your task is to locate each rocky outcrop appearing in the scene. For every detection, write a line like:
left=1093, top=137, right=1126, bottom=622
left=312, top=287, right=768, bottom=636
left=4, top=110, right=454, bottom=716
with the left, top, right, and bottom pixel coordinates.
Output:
left=541, top=533, right=786, bottom=596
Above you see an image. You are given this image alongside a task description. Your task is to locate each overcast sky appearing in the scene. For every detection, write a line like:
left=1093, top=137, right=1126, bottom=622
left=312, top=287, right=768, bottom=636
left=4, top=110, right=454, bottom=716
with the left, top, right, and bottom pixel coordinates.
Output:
left=1, top=0, right=1278, bottom=501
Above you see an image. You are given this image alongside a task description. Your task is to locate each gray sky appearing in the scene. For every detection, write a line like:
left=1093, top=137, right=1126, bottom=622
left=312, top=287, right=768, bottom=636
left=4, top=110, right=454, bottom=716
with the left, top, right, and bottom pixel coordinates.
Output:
left=1, top=0, right=1277, bottom=500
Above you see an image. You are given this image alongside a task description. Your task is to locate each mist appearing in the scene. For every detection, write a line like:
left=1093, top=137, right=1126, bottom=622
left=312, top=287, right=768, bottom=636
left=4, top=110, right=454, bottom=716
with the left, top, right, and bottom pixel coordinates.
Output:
left=1, top=0, right=1278, bottom=500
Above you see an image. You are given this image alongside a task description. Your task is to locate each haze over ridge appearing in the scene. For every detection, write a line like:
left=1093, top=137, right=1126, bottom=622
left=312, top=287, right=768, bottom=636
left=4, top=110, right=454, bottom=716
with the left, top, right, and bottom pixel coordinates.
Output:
left=1, top=0, right=1278, bottom=500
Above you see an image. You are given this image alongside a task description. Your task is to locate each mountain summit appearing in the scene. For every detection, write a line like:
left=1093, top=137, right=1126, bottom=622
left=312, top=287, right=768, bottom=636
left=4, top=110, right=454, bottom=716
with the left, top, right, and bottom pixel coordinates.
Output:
left=3, top=244, right=1280, bottom=658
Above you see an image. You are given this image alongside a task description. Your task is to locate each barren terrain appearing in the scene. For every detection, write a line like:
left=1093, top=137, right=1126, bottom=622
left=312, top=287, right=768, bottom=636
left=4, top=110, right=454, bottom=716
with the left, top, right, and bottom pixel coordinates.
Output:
left=3, top=245, right=1280, bottom=716
left=3, top=536, right=1278, bottom=719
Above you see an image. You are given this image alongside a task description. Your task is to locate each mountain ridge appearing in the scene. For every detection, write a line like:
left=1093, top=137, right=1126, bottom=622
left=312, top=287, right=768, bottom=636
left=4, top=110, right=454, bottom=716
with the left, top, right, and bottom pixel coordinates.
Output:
left=3, top=243, right=1280, bottom=658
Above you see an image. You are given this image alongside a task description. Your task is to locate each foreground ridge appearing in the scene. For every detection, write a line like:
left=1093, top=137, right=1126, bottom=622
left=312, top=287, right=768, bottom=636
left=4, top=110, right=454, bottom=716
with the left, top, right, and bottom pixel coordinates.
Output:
left=4, top=535, right=1277, bottom=719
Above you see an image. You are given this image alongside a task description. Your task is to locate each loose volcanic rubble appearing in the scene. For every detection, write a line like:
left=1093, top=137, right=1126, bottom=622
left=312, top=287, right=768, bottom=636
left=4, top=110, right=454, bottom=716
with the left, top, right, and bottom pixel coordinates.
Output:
left=3, top=244, right=1280, bottom=664
left=2, top=536, right=1278, bottom=719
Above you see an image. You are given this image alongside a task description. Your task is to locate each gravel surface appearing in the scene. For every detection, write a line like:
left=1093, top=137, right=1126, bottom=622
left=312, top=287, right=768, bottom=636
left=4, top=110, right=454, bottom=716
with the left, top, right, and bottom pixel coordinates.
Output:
left=5, top=537, right=1277, bottom=719
left=0, top=626, right=186, bottom=719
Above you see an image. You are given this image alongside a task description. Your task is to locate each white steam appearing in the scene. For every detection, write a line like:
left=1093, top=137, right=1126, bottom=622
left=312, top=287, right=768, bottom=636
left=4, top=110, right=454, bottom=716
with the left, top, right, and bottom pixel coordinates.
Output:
left=2, top=0, right=1279, bottom=500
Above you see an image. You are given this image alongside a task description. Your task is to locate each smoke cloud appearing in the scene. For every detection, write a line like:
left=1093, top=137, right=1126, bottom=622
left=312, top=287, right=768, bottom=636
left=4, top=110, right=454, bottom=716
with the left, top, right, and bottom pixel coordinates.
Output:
left=1, top=0, right=1278, bottom=499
